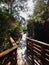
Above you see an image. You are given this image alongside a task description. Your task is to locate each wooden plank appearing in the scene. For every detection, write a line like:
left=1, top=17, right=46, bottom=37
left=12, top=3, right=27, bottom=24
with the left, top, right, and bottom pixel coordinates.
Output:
left=0, top=45, right=17, bottom=58
left=10, top=36, right=17, bottom=46
left=27, top=37, right=49, bottom=64
left=26, top=37, right=49, bottom=47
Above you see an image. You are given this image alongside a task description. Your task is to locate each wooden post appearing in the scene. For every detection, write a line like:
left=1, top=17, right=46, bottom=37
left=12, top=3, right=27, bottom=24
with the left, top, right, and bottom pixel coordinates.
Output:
left=41, top=46, right=45, bottom=65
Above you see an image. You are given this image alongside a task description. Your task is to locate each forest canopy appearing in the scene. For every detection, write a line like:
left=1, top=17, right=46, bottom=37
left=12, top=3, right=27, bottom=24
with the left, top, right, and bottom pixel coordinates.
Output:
left=0, top=0, right=26, bottom=52
left=27, top=0, right=49, bottom=43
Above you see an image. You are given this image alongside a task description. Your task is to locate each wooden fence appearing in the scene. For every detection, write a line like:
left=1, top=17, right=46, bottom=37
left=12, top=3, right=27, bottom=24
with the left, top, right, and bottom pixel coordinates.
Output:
left=27, top=37, right=49, bottom=65
left=0, top=37, right=18, bottom=65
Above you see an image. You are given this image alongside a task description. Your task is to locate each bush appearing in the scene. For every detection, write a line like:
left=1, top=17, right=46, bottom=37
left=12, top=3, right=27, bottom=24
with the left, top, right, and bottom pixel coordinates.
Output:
left=10, top=27, right=22, bottom=41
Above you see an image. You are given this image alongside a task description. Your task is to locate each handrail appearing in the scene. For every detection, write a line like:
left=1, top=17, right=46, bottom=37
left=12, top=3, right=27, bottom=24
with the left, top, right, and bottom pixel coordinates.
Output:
left=0, top=37, right=19, bottom=65
left=0, top=45, right=17, bottom=58
left=27, top=37, right=49, bottom=65
left=27, top=37, right=49, bottom=47
left=0, top=37, right=18, bottom=58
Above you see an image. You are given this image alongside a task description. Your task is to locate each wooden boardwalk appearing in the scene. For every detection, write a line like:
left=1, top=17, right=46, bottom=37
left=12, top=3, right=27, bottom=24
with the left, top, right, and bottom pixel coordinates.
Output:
left=0, top=36, right=33, bottom=65
left=17, top=40, right=33, bottom=65
left=0, top=36, right=49, bottom=65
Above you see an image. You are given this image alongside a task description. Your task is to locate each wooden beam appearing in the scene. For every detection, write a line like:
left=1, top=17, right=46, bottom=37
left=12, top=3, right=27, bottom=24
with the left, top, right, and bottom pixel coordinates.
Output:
left=0, top=45, right=17, bottom=58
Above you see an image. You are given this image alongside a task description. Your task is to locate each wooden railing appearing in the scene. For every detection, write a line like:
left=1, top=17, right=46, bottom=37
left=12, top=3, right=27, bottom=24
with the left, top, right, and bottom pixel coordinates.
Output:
left=0, top=37, right=18, bottom=65
left=27, top=37, right=49, bottom=65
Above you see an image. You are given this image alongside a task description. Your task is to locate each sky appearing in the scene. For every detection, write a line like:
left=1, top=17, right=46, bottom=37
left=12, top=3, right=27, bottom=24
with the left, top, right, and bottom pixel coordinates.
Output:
left=0, top=0, right=35, bottom=20
left=19, top=0, right=48, bottom=20
left=0, top=0, right=48, bottom=20
left=19, top=0, right=35, bottom=20
left=44, top=0, right=48, bottom=4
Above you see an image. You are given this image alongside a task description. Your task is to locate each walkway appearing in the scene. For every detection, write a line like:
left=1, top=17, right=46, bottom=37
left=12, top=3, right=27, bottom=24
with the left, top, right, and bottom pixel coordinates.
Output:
left=17, top=32, right=33, bottom=65
left=1, top=33, right=49, bottom=65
